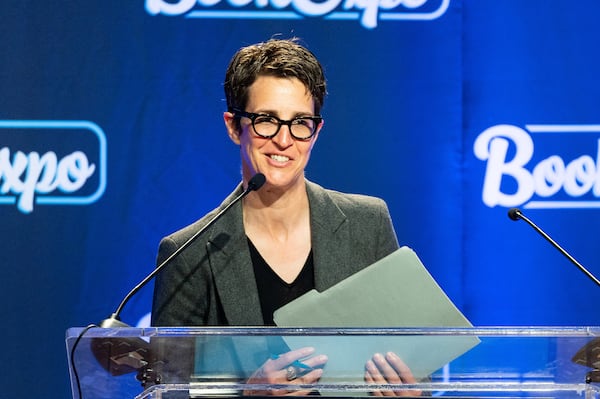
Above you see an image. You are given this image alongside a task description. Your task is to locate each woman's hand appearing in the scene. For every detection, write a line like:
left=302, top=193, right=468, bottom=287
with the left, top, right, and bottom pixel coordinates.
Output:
left=244, top=346, right=328, bottom=396
left=365, top=352, right=422, bottom=397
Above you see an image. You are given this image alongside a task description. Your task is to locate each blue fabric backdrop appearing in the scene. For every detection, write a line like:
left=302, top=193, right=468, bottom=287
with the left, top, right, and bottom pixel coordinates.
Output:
left=2, top=1, right=600, bottom=398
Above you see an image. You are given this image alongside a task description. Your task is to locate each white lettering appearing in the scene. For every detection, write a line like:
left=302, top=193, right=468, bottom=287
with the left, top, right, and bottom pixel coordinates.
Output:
left=57, top=151, right=96, bottom=192
left=293, top=0, right=341, bottom=16
left=269, top=0, right=291, bottom=8
left=342, top=0, right=382, bottom=28
left=145, top=0, right=436, bottom=29
left=473, top=125, right=534, bottom=207
left=532, top=155, right=564, bottom=197
left=564, top=155, right=596, bottom=197
left=0, top=148, right=95, bottom=214
left=474, top=125, right=600, bottom=208
left=228, top=0, right=254, bottom=6
left=145, top=0, right=196, bottom=15
left=199, top=0, right=221, bottom=6
left=402, top=0, right=427, bottom=6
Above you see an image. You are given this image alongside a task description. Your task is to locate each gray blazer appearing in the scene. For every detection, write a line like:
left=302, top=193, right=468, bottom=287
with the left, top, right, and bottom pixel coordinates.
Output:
left=152, top=179, right=399, bottom=327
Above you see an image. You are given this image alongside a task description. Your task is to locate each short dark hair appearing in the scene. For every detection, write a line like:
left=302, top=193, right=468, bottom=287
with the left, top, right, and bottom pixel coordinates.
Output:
left=224, top=38, right=327, bottom=115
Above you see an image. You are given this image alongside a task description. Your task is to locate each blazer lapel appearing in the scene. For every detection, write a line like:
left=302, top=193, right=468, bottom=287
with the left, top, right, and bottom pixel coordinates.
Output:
left=206, top=180, right=353, bottom=325
left=306, top=181, right=353, bottom=291
left=207, top=186, right=264, bottom=326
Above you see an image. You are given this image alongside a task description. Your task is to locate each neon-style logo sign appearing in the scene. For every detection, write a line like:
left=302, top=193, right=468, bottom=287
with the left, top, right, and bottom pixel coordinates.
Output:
left=474, top=124, right=600, bottom=209
left=145, top=0, right=449, bottom=29
left=0, top=120, right=107, bottom=214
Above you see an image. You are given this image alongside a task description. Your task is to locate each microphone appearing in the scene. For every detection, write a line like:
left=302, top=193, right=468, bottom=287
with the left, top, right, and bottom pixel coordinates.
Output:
left=508, top=208, right=600, bottom=382
left=507, top=207, right=600, bottom=287
left=101, top=172, right=266, bottom=328
left=89, top=173, right=266, bottom=376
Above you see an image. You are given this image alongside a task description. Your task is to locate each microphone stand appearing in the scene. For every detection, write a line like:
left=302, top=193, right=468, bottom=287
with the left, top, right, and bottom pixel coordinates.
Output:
left=101, top=172, right=267, bottom=329
left=508, top=208, right=600, bottom=287
left=74, top=175, right=266, bottom=391
left=508, top=208, right=600, bottom=382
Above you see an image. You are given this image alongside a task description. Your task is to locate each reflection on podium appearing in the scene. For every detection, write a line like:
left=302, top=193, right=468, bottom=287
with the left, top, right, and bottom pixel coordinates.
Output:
left=67, top=326, right=600, bottom=399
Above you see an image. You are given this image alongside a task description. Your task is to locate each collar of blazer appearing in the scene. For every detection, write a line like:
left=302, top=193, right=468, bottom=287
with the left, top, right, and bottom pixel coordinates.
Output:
left=205, top=179, right=351, bottom=326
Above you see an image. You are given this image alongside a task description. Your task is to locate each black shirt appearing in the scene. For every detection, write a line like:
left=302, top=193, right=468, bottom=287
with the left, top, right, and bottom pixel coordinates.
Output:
left=248, top=237, right=315, bottom=325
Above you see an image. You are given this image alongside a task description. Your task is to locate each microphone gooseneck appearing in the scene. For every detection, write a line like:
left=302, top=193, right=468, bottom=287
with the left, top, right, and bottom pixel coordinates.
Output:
left=509, top=207, right=600, bottom=383
left=86, top=173, right=267, bottom=380
left=507, top=207, right=600, bottom=287
left=101, top=173, right=267, bottom=327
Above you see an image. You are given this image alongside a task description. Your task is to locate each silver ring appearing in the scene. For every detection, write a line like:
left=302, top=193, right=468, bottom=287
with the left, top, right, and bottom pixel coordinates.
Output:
left=285, top=365, right=299, bottom=381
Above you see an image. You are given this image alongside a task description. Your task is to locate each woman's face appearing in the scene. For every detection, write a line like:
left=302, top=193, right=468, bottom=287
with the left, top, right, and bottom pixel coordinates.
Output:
left=225, top=75, right=323, bottom=192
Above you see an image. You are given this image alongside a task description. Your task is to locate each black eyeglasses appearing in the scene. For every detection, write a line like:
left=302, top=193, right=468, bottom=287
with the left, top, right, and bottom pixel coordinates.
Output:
left=233, top=109, right=323, bottom=140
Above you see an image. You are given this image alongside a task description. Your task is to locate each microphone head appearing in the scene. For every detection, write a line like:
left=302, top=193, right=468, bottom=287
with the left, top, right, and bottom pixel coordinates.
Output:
left=247, top=173, right=266, bottom=192
left=508, top=208, right=522, bottom=221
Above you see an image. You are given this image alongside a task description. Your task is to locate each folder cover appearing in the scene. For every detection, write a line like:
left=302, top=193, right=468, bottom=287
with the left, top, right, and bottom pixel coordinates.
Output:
left=273, top=246, right=479, bottom=381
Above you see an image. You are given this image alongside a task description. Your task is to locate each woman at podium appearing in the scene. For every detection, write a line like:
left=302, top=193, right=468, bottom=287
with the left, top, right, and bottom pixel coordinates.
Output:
left=151, top=37, right=419, bottom=396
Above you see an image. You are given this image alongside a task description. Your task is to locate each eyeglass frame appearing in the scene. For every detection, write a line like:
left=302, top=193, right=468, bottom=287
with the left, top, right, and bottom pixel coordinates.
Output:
left=231, top=108, right=323, bottom=141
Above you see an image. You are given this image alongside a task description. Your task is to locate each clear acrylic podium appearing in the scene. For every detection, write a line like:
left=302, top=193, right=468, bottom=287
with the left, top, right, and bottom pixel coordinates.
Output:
left=66, top=326, right=600, bottom=399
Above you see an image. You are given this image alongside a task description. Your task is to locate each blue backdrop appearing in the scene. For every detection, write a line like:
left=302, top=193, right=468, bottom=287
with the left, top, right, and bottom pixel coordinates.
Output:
left=3, top=1, right=600, bottom=398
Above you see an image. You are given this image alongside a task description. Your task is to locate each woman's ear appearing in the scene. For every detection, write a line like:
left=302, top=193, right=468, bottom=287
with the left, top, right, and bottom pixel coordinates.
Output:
left=223, top=111, right=241, bottom=144
left=309, top=119, right=324, bottom=149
